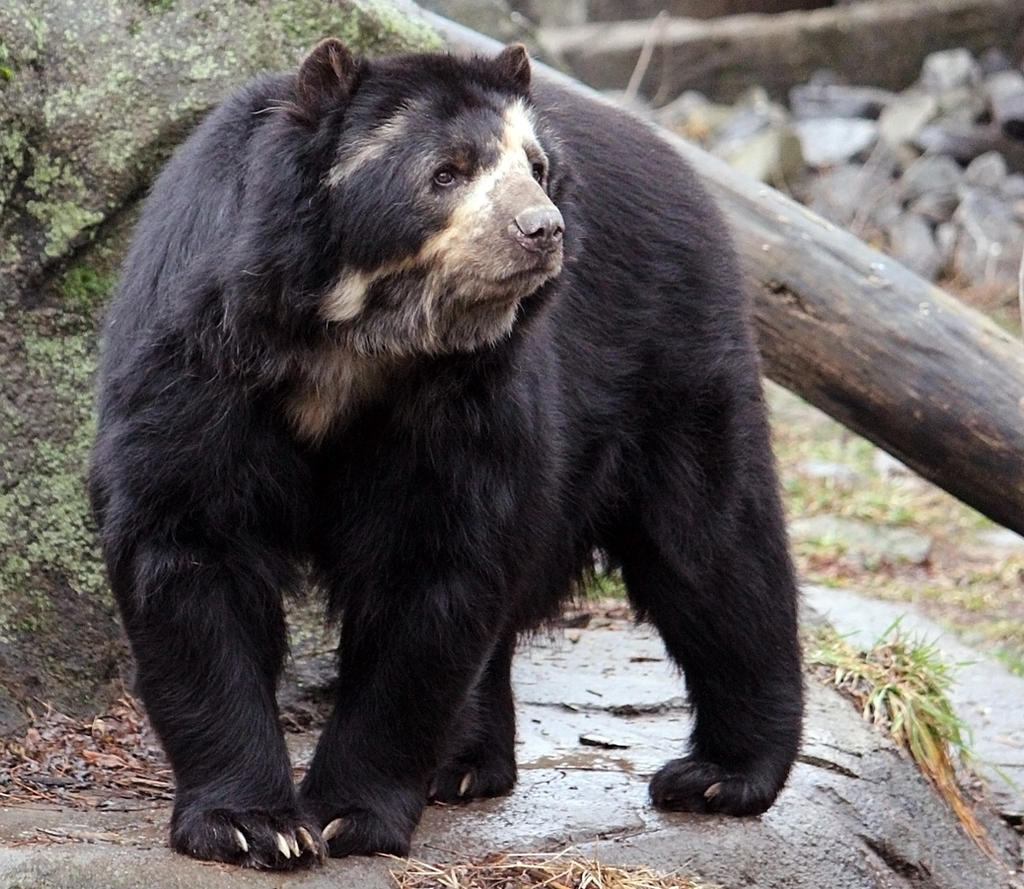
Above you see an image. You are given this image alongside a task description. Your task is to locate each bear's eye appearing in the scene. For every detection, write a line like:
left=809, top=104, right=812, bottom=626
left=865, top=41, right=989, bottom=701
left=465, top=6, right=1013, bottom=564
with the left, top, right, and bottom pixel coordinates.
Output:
left=432, top=167, right=459, bottom=188
left=531, top=161, right=546, bottom=184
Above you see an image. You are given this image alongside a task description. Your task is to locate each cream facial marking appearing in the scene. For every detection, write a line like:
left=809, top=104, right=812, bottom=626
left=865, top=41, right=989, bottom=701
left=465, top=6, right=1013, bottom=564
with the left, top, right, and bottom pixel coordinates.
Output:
left=325, top=104, right=419, bottom=187
left=501, top=99, right=544, bottom=165
left=416, top=99, right=550, bottom=278
left=322, top=269, right=373, bottom=322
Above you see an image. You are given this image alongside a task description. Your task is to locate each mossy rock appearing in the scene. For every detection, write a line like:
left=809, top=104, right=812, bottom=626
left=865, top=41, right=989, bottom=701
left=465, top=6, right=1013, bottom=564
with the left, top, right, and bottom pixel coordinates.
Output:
left=0, top=270, right=119, bottom=732
left=0, top=0, right=443, bottom=732
left=0, top=0, right=442, bottom=297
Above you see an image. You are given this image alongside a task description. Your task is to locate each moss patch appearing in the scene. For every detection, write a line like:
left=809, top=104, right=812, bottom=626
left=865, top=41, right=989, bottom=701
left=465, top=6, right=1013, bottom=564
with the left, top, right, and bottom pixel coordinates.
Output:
left=0, top=37, right=13, bottom=82
left=270, top=0, right=443, bottom=56
left=0, top=285, right=123, bottom=722
left=1, top=322, right=104, bottom=616
left=60, top=263, right=117, bottom=314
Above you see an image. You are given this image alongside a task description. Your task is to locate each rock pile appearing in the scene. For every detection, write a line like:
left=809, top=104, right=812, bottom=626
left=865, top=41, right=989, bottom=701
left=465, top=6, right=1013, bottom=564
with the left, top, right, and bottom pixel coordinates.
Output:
left=653, top=47, right=1024, bottom=313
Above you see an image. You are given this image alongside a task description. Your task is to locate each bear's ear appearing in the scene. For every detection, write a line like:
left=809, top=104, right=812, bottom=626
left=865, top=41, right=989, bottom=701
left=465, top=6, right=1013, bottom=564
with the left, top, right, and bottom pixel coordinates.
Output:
left=296, top=38, right=358, bottom=119
left=494, top=43, right=531, bottom=93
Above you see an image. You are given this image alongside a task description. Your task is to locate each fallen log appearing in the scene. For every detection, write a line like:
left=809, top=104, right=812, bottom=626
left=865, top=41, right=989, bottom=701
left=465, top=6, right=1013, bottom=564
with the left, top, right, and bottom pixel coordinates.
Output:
left=541, top=0, right=1024, bottom=102
left=703, top=163, right=1024, bottom=538
left=414, top=4, right=1024, bottom=536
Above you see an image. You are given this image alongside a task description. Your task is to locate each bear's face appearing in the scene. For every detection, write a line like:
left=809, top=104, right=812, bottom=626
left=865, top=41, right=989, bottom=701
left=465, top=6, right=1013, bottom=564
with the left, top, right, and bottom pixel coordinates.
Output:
left=295, top=42, right=565, bottom=360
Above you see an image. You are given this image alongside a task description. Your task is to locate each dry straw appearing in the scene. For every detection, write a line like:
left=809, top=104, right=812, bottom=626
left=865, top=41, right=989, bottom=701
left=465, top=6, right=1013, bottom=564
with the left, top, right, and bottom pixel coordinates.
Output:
left=389, top=852, right=712, bottom=889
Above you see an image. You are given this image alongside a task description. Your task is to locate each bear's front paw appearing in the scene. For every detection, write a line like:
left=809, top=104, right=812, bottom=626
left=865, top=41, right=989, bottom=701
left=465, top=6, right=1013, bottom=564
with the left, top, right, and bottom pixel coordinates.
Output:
left=171, top=806, right=327, bottom=869
left=429, top=757, right=516, bottom=803
left=649, top=757, right=784, bottom=817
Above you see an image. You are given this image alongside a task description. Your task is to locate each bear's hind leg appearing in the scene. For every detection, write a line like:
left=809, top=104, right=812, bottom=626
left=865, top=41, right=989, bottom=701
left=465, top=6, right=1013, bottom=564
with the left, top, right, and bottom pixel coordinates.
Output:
left=620, top=537, right=802, bottom=816
left=613, top=461, right=803, bottom=817
left=430, top=633, right=518, bottom=804
left=298, top=577, right=512, bottom=857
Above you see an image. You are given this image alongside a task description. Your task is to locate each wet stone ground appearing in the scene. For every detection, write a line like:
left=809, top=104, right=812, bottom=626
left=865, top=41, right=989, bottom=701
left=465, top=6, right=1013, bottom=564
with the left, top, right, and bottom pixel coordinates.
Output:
left=1, top=607, right=1022, bottom=889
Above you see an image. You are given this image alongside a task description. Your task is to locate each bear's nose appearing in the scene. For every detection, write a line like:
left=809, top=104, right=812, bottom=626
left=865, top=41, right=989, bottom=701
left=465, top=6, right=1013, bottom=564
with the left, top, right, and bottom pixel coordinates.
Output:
left=513, top=205, right=564, bottom=254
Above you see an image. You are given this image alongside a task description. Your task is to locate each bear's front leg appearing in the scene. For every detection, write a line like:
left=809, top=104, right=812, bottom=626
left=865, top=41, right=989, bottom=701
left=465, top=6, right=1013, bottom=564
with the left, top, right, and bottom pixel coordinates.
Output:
left=298, top=575, right=510, bottom=857
left=119, top=546, right=327, bottom=869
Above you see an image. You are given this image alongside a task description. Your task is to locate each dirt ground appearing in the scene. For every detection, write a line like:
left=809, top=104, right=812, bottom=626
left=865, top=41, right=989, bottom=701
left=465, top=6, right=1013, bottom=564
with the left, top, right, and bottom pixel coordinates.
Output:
left=769, top=383, right=1024, bottom=676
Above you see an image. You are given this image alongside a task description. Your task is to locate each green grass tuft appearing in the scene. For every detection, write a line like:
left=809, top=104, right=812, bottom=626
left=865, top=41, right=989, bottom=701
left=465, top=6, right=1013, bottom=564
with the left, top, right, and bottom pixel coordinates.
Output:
left=808, top=621, right=995, bottom=855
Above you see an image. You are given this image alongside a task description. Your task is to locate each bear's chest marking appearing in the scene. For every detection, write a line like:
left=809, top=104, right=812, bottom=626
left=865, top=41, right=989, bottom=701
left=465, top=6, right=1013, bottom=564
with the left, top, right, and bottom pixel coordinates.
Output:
left=284, top=347, right=393, bottom=442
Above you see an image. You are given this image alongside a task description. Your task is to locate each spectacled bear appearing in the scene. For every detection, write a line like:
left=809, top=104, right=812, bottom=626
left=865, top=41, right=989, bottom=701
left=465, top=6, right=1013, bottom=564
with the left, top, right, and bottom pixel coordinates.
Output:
left=88, top=38, right=803, bottom=869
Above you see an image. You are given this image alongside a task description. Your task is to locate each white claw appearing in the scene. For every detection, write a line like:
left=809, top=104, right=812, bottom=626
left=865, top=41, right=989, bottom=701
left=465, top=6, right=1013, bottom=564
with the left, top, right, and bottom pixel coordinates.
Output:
left=276, top=831, right=292, bottom=858
left=233, top=828, right=249, bottom=853
left=458, top=772, right=473, bottom=797
left=287, top=832, right=301, bottom=858
left=322, top=817, right=345, bottom=841
left=297, top=826, right=316, bottom=852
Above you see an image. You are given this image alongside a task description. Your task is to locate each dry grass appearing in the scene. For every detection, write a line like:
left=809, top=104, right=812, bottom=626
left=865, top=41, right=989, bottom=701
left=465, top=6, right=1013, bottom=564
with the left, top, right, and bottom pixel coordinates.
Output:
left=389, top=853, right=713, bottom=889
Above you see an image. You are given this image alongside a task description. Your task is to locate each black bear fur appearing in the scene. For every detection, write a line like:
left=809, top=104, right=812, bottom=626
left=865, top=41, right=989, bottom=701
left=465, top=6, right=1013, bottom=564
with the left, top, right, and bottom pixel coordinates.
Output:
left=89, top=40, right=803, bottom=869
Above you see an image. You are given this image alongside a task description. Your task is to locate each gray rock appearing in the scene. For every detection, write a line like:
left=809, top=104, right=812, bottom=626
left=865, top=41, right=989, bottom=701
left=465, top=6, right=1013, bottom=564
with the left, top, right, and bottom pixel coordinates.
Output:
left=713, top=86, right=788, bottom=143
left=964, top=149, right=1008, bottom=190
left=793, top=117, right=878, bottom=168
left=797, top=460, right=863, bottom=485
left=935, top=220, right=960, bottom=262
left=985, top=69, right=1024, bottom=141
left=898, top=153, right=963, bottom=204
left=873, top=450, right=913, bottom=477
left=952, top=187, right=1024, bottom=286
left=915, top=118, right=1003, bottom=165
left=712, top=88, right=804, bottom=184
left=801, top=157, right=906, bottom=234
left=868, top=199, right=904, bottom=231
left=789, top=515, right=934, bottom=566
left=801, top=164, right=867, bottom=226
left=973, top=526, right=1024, bottom=554
left=659, top=95, right=740, bottom=144
left=1003, top=173, right=1024, bottom=200
left=417, top=0, right=535, bottom=44
left=933, top=85, right=988, bottom=124
left=919, top=47, right=982, bottom=94
left=653, top=89, right=712, bottom=130
left=717, top=125, right=805, bottom=185
left=789, top=81, right=896, bottom=120
left=978, top=46, right=1013, bottom=76
left=885, top=213, right=945, bottom=281
left=878, top=91, right=938, bottom=147
left=909, top=190, right=961, bottom=224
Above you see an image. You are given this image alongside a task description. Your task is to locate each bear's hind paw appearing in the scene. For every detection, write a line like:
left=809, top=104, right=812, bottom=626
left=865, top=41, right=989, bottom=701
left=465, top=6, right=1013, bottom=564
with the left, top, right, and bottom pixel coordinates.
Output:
left=649, top=756, right=785, bottom=817
left=308, top=807, right=413, bottom=858
left=429, top=760, right=516, bottom=803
